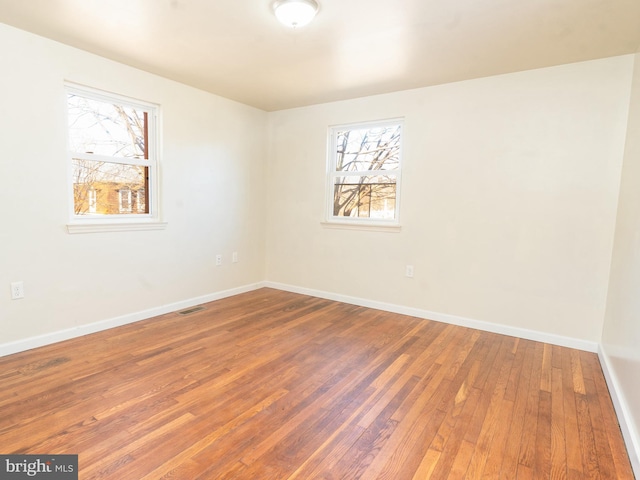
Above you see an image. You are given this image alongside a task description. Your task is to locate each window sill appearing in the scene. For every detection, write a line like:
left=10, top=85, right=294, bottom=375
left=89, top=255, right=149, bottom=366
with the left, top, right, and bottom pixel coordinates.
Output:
left=320, top=221, right=401, bottom=233
left=66, top=221, right=168, bottom=234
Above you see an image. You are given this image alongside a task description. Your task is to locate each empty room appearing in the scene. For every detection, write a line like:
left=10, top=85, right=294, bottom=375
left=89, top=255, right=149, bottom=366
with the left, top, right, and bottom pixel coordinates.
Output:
left=0, top=0, right=639, bottom=478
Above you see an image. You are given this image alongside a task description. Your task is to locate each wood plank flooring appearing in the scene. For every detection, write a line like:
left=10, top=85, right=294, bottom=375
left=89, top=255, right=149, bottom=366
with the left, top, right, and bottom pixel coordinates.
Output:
left=0, top=288, right=634, bottom=479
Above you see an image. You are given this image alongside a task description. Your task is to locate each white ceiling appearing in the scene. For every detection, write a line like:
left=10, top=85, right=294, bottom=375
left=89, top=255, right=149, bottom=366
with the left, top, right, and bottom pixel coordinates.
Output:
left=1, top=0, right=639, bottom=111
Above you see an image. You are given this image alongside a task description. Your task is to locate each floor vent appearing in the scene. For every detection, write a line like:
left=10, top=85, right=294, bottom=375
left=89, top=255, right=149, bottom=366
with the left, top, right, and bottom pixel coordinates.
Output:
left=177, top=306, right=205, bottom=316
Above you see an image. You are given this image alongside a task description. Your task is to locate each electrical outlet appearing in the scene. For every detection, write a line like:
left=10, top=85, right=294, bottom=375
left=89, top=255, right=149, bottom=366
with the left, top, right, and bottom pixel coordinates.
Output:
left=11, top=281, right=24, bottom=300
left=405, top=265, right=414, bottom=278
left=216, top=254, right=223, bottom=266
left=232, top=251, right=238, bottom=263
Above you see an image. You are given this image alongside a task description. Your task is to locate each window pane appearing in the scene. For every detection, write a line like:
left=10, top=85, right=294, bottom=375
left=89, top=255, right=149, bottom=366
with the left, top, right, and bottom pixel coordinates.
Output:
left=333, top=175, right=397, bottom=219
left=335, top=124, right=401, bottom=172
left=72, top=159, right=148, bottom=215
left=67, top=93, right=147, bottom=159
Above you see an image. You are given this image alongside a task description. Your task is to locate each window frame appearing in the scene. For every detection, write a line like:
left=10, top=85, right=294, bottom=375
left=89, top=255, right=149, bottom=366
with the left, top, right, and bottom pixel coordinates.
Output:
left=65, top=83, right=165, bottom=233
left=325, top=118, right=404, bottom=229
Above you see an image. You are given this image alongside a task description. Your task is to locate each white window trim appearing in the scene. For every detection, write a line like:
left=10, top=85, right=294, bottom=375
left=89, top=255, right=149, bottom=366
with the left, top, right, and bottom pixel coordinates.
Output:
left=64, top=82, right=166, bottom=234
left=67, top=221, right=167, bottom=234
left=324, top=118, right=404, bottom=229
left=319, top=221, right=401, bottom=233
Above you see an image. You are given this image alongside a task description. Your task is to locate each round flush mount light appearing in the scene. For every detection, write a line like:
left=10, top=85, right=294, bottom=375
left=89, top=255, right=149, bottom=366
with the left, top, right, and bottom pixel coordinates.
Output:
left=273, top=0, right=319, bottom=28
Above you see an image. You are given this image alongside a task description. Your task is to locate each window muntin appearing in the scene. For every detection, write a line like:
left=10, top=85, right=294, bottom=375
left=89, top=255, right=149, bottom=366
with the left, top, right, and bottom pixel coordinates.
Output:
left=66, top=85, right=157, bottom=219
left=327, top=120, right=403, bottom=224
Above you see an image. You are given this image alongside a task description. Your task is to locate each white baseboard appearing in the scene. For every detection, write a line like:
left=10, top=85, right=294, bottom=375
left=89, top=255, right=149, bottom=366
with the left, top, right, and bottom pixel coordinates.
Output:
left=0, top=282, right=265, bottom=358
left=264, top=281, right=599, bottom=352
left=2, top=280, right=598, bottom=359
left=598, top=345, right=640, bottom=478
left=2, top=280, right=599, bottom=356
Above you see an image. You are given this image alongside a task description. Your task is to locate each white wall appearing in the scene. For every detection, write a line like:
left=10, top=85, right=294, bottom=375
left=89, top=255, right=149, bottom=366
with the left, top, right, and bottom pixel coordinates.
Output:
left=602, top=53, right=640, bottom=474
left=266, top=56, right=633, bottom=344
left=0, top=23, right=267, bottom=348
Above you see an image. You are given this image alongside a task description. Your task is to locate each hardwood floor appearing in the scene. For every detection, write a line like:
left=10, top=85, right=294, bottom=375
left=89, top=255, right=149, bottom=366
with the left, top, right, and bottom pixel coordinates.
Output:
left=0, top=288, right=634, bottom=479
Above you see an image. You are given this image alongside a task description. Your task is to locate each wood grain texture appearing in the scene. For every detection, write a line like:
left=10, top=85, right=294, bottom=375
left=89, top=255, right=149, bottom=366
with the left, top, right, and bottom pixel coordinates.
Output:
left=0, top=288, right=634, bottom=479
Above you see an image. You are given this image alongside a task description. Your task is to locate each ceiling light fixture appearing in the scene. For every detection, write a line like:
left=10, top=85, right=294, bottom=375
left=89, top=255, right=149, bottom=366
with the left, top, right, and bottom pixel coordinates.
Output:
left=273, top=0, right=319, bottom=28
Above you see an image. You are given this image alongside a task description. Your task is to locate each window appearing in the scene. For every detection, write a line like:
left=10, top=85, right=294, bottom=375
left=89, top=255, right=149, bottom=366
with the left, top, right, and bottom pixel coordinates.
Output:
left=88, top=188, right=97, bottom=213
left=66, top=84, right=162, bottom=232
left=118, top=188, right=132, bottom=213
left=326, top=119, right=403, bottom=226
left=136, top=189, right=146, bottom=213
